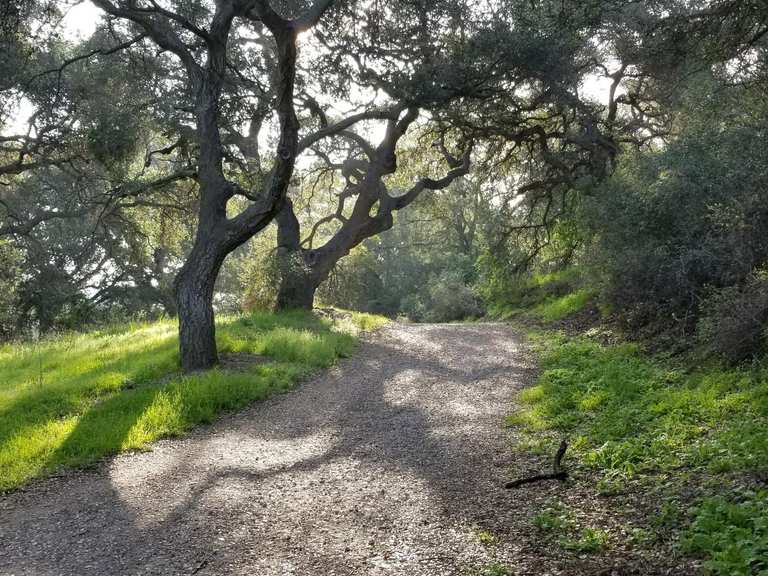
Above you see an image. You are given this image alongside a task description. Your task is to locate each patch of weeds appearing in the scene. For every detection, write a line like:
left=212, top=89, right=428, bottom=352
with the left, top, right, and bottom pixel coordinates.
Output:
left=350, top=311, right=390, bottom=332
left=681, top=491, right=768, bottom=575
left=508, top=328, right=768, bottom=567
left=653, top=498, right=684, bottom=532
left=533, top=503, right=574, bottom=533
left=474, top=528, right=500, bottom=546
left=514, top=331, right=768, bottom=480
left=627, top=527, right=655, bottom=547
left=561, top=527, right=610, bottom=554
left=468, top=562, right=515, bottom=576
left=596, top=475, right=626, bottom=496
left=484, top=268, right=582, bottom=320
left=532, top=501, right=610, bottom=555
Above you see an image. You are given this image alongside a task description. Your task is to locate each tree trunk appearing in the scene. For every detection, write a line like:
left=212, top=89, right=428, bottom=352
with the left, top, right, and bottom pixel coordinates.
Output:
left=276, top=264, right=319, bottom=310
left=274, top=242, right=326, bottom=310
left=174, top=243, right=223, bottom=371
left=274, top=198, right=321, bottom=310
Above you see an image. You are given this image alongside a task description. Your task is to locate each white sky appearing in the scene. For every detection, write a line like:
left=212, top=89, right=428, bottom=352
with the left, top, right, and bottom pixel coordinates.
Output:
left=60, top=0, right=102, bottom=39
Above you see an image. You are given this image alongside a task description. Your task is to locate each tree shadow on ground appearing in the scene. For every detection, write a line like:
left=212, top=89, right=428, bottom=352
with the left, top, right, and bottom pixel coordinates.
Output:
left=0, top=324, right=668, bottom=575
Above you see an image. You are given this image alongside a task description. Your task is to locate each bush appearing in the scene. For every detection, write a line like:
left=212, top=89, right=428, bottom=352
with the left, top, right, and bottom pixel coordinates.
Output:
left=236, top=233, right=280, bottom=312
left=423, top=270, right=484, bottom=322
left=698, top=274, right=768, bottom=363
left=582, top=88, right=768, bottom=348
left=317, top=247, right=394, bottom=315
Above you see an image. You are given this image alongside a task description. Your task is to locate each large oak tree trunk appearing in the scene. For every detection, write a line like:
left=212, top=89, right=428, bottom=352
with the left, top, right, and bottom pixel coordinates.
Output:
left=274, top=199, right=322, bottom=310
left=274, top=244, right=344, bottom=311
left=275, top=262, right=319, bottom=310
left=174, top=241, right=224, bottom=371
left=88, top=0, right=331, bottom=372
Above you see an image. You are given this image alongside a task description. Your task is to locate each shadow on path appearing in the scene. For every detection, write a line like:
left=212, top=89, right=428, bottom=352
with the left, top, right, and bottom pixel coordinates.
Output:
left=0, top=323, right=624, bottom=575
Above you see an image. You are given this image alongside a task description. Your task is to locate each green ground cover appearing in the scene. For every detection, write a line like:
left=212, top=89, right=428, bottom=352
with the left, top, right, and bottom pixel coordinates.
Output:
left=0, top=310, right=387, bottom=492
left=509, top=329, right=768, bottom=575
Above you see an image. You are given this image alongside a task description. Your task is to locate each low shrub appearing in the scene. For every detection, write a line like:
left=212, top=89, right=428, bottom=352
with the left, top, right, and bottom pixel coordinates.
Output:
left=682, top=491, right=768, bottom=576
left=698, top=274, right=768, bottom=363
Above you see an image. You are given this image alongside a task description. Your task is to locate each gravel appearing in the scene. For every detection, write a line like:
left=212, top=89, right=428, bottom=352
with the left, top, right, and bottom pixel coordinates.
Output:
left=0, top=323, right=674, bottom=575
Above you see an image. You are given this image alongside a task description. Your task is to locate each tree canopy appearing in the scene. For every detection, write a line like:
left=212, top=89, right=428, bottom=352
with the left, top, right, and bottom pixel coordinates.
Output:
left=1, top=0, right=766, bottom=366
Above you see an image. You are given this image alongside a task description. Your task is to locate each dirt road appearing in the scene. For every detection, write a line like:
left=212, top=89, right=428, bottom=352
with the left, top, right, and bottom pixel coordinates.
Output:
left=0, top=323, right=651, bottom=575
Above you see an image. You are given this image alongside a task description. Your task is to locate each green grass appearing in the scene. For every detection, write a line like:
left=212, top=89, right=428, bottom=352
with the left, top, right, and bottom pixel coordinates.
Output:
left=509, top=333, right=768, bottom=477
left=562, top=527, right=610, bottom=553
left=474, top=528, right=500, bottom=546
left=0, top=309, right=386, bottom=492
left=533, top=503, right=573, bottom=533
left=530, top=269, right=581, bottom=288
left=509, top=330, right=768, bottom=573
left=532, top=500, right=609, bottom=554
left=485, top=268, right=589, bottom=321
left=532, top=288, right=594, bottom=322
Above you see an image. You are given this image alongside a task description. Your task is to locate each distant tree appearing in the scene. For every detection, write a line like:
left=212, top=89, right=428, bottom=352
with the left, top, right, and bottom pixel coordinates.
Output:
left=270, top=0, right=616, bottom=309
left=315, top=176, right=495, bottom=319
left=482, top=0, right=768, bottom=277
left=1, top=15, right=197, bottom=334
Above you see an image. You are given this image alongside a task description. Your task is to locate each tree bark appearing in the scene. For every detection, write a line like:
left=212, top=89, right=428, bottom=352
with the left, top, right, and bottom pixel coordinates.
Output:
left=275, top=257, right=320, bottom=310
left=174, top=240, right=225, bottom=371
left=274, top=201, right=327, bottom=310
left=273, top=198, right=318, bottom=310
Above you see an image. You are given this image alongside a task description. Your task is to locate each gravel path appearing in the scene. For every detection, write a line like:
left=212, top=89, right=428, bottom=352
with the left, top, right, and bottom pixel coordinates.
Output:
left=0, top=323, right=637, bottom=575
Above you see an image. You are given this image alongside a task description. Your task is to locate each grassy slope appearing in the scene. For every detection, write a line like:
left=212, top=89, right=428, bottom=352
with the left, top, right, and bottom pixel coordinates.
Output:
left=0, top=310, right=387, bottom=492
left=487, top=269, right=595, bottom=322
left=496, top=272, right=768, bottom=575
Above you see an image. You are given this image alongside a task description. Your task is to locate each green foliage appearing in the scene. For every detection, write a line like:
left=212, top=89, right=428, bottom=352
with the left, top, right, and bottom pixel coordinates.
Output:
left=532, top=288, right=593, bottom=322
left=0, top=310, right=385, bottom=492
left=533, top=504, right=573, bottom=533
left=346, top=311, right=390, bottom=332
left=317, top=246, right=392, bottom=314
left=403, top=269, right=483, bottom=323
left=484, top=268, right=585, bottom=321
left=469, top=563, right=515, bottom=576
left=0, top=240, right=22, bottom=338
left=582, top=80, right=768, bottom=354
left=682, top=492, right=768, bottom=576
left=474, top=528, right=500, bottom=546
left=316, top=189, right=489, bottom=322
left=512, top=332, right=768, bottom=479
left=697, top=273, right=768, bottom=363
left=511, top=330, right=768, bottom=571
left=561, top=527, right=610, bottom=553
left=532, top=501, right=610, bottom=555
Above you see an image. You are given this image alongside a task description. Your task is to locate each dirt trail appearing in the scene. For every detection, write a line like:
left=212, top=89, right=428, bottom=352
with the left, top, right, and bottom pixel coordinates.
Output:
left=0, top=323, right=653, bottom=575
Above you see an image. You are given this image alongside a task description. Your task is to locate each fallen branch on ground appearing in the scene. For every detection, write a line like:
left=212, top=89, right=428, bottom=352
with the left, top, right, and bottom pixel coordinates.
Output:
left=504, top=439, right=568, bottom=489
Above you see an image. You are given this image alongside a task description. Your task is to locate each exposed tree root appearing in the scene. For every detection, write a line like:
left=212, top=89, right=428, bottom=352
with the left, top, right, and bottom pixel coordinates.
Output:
left=505, top=439, right=568, bottom=489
